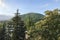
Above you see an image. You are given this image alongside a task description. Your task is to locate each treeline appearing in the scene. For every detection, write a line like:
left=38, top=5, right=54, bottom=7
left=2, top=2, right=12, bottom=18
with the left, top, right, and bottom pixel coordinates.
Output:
left=0, top=9, right=60, bottom=40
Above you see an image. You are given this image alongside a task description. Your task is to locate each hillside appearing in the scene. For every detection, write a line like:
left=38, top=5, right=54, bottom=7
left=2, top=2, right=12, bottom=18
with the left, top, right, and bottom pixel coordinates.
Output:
left=21, top=13, right=44, bottom=23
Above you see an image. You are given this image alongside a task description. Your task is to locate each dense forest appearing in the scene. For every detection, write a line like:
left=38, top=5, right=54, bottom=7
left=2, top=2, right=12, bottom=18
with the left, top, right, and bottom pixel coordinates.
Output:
left=0, top=9, right=60, bottom=40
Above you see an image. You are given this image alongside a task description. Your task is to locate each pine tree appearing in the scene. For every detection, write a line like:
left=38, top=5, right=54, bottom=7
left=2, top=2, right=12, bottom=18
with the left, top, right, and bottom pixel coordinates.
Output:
left=12, top=9, right=26, bottom=40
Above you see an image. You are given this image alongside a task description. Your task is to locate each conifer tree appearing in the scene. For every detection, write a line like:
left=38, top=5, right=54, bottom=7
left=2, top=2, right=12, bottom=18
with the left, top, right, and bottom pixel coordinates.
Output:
left=12, top=9, right=26, bottom=40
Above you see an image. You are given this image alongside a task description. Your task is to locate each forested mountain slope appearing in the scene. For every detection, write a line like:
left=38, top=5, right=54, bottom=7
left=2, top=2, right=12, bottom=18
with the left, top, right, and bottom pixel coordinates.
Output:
left=21, top=13, right=44, bottom=23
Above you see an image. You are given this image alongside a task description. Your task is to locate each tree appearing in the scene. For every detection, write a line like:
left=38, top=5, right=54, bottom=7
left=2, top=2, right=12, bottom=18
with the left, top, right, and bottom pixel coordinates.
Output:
left=0, top=22, right=6, bottom=40
left=26, top=15, right=35, bottom=32
left=36, top=9, right=60, bottom=40
left=43, top=9, right=60, bottom=40
left=12, top=9, right=26, bottom=40
left=25, top=14, right=39, bottom=40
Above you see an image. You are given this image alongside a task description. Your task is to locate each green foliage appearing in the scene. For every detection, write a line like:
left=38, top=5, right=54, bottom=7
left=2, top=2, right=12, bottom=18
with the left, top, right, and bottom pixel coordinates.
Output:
left=0, top=22, right=6, bottom=40
left=35, top=9, right=60, bottom=40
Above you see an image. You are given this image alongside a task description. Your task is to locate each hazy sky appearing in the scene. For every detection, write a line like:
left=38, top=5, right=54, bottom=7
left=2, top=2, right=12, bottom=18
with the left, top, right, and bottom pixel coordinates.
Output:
left=0, top=0, right=60, bottom=16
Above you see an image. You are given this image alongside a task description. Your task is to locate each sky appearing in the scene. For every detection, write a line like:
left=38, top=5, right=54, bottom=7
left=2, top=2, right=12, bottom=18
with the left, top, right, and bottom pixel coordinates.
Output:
left=0, top=0, right=60, bottom=16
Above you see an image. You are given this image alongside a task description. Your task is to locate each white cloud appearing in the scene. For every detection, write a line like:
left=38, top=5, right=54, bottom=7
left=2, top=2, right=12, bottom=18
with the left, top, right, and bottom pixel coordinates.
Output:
left=0, top=0, right=6, bottom=8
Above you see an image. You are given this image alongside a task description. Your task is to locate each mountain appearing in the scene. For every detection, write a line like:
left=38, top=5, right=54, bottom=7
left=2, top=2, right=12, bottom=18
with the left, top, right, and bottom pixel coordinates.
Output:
left=0, top=15, right=12, bottom=21
left=0, top=13, right=44, bottom=22
left=21, top=13, right=44, bottom=23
